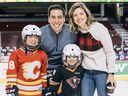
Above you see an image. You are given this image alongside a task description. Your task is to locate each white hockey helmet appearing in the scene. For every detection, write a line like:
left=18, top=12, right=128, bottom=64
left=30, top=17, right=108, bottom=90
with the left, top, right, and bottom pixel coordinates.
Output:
left=21, top=24, right=41, bottom=51
left=22, top=24, right=41, bottom=40
left=63, top=44, right=82, bottom=68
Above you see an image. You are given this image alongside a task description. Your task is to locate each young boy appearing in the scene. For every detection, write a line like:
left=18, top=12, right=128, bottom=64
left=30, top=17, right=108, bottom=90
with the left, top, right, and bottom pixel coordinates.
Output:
left=6, top=24, right=48, bottom=96
left=50, top=44, right=84, bottom=96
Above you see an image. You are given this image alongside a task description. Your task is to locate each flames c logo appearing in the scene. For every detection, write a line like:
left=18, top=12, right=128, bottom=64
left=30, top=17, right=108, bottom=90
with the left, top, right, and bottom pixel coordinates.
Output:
left=22, top=61, right=41, bottom=80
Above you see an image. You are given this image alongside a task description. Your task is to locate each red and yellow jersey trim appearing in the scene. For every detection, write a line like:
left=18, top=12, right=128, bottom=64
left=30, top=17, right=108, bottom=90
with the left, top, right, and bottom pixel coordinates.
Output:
left=17, top=79, right=42, bottom=85
left=19, top=90, right=41, bottom=95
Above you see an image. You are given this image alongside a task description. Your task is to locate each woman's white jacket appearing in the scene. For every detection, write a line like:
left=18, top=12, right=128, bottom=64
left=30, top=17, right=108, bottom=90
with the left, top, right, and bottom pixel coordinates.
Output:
left=82, top=22, right=116, bottom=73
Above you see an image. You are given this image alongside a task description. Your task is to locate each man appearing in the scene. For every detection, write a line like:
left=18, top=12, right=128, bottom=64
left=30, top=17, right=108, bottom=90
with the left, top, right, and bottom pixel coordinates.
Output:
left=40, top=4, right=77, bottom=95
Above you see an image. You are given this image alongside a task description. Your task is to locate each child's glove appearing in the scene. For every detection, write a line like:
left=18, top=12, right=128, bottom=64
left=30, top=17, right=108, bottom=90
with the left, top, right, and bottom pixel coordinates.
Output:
left=42, top=87, right=58, bottom=96
left=42, top=87, right=51, bottom=96
left=6, top=85, right=18, bottom=95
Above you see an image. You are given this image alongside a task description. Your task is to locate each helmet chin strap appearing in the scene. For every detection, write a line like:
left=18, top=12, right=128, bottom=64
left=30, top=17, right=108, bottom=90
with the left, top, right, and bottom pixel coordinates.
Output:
left=23, top=44, right=37, bottom=55
left=26, top=45, right=37, bottom=51
left=24, top=43, right=37, bottom=51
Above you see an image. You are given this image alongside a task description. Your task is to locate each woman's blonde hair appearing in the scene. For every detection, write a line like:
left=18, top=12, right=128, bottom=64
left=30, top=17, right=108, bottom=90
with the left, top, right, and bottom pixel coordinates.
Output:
left=69, top=2, right=95, bottom=32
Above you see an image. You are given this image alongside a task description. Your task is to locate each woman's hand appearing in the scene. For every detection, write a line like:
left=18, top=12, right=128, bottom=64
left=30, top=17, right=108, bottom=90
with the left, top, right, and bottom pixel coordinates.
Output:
left=107, top=73, right=117, bottom=89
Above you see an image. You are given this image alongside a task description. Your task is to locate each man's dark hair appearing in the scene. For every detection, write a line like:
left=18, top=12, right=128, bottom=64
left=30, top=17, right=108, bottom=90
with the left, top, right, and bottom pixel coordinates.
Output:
left=48, top=4, right=65, bottom=17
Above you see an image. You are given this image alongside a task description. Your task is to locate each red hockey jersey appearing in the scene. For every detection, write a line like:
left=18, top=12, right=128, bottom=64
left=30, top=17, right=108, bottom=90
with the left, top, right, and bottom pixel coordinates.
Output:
left=6, top=48, right=48, bottom=96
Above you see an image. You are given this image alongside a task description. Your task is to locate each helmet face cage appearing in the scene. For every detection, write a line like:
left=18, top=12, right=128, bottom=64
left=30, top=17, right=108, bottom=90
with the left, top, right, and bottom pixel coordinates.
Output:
left=23, top=36, right=41, bottom=51
left=63, top=44, right=81, bottom=68
left=21, top=24, right=42, bottom=51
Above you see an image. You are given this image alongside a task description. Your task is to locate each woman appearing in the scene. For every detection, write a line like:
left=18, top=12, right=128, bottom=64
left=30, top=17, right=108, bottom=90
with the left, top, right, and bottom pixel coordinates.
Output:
left=69, top=2, right=117, bottom=96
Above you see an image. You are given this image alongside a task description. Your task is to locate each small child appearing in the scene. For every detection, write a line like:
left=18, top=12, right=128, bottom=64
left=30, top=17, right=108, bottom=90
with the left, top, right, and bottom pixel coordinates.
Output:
left=6, top=24, right=48, bottom=96
left=50, top=44, right=84, bottom=96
